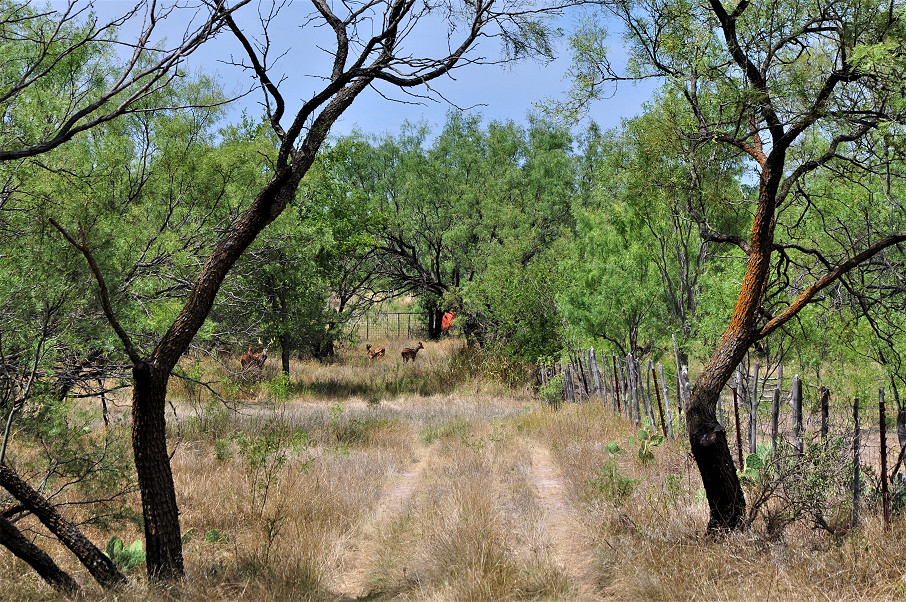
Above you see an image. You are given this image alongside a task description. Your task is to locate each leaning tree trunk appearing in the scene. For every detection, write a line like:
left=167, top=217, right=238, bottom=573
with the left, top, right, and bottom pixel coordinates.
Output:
left=686, top=336, right=751, bottom=531
left=132, top=361, right=183, bottom=581
left=687, top=162, right=783, bottom=531
left=0, top=516, right=80, bottom=595
left=0, top=464, right=126, bottom=588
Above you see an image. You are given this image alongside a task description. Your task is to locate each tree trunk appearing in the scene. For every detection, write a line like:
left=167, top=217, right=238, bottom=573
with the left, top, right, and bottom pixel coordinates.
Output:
left=427, top=307, right=442, bottom=340
left=0, top=516, right=79, bottom=596
left=280, top=333, right=291, bottom=375
left=686, top=337, right=749, bottom=531
left=0, top=464, right=125, bottom=588
left=132, top=361, right=183, bottom=581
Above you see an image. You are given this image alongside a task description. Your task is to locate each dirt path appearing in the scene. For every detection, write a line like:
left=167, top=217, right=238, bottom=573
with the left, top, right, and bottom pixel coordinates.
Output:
left=332, top=444, right=430, bottom=600
left=529, top=441, right=600, bottom=600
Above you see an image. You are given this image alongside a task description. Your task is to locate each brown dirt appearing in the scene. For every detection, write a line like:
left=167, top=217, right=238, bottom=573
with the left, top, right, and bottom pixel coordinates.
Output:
left=331, top=444, right=430, bottom=600
left=528, top=440, right=601, bottom=600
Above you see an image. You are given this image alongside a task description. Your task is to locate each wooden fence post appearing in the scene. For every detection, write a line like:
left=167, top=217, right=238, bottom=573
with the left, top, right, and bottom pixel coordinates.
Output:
left=771, top=387, right=780, bottom=457
left=590, top=348, right=602, bottom=399
left=652, top=366, right=668, bottom=438
left=673, top=334, right=684, bottom=413
left=658, top=365, right=674, bottom=439
left=732, top=372, right=744, bottom=468
left=750, top=363, right=760, bottom=454
left=717, top=389, right=724, bottom=427
left=646, top=360, right=656, bottom=428
left=576, top=353, right=589, bottom=399
left=634, top=358, right=644, bottom=425
left=881, top=388, right=890, bottom=531
left=792, top=374, right=803, bottom=456
left=565, top=364, right=576, bottom=402
left=612, top=355, right=622, bottom=414
left=601, top=359, right=613, bottom=411
left=820, top=386, right=830, bottom=441
left=852, top=397, right=861, bottom=531
left=627, top=354, right=639, bottom=424
left=681, top=365, right=691, bottom=415
left=622, top=364, right=630, bottom=419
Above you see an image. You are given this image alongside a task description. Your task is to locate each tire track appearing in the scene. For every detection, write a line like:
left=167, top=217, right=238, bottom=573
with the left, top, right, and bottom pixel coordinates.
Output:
left=332, top=444, right=430, bottom=600
left=529, top=441, right=600, bottom=600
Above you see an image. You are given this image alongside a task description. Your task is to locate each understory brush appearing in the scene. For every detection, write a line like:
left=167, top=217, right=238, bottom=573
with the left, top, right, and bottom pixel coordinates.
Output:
left=513, top=400, right=906, bottom=600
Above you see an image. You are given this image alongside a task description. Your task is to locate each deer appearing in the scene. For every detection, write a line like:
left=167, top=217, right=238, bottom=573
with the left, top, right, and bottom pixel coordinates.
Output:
left=400, top=341, right=424, bottom=362
left=366, top=344, right=385, bottom=360
left=240, top=341, right=269, bottom=371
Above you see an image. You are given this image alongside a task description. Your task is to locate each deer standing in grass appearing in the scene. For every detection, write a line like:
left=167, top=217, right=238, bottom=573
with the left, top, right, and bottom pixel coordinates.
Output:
left=366, top=344, right=385, bottom=360
left=240, top=342, right=269, bottom=371
left=400, top=342, right=424, bottom=362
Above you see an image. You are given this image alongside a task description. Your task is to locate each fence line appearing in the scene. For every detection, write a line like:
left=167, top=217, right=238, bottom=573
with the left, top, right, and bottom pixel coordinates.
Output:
left=542, top=345, right=900, bottom=530
left=355, top=312, right=424, bottom=340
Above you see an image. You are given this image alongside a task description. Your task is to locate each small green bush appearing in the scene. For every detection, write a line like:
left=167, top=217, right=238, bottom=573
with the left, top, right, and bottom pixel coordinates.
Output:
left=588, top=441, right=637, bottom=504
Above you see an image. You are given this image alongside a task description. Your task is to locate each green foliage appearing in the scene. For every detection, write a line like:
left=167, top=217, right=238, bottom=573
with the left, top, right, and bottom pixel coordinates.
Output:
left=214, top=438, right=233, bottom=462
left=268, top=372, right=293, bottom=403
left=744, top=436, right=853, bottom=536
left=560, top=99, right=744, bottom=358
left=9, top=396, right=137, bottom=530
left=538, top=372, right=564, bottom=404
left=588, top=460, right=638, bottom=505
left=231, top=423, right=311, bottom=512
left=631, top=420, right=666, bottom=464
left=104, top=536, right=145, bottom=572
left=738, top=443, right=773, bottom=487
left=181, top=528, right=195, bottom=544
left=334, top=113, right=575, bottom=355
left=588, top=438, right=637, bottom=504
left=204, top=528, right=229, bottom=544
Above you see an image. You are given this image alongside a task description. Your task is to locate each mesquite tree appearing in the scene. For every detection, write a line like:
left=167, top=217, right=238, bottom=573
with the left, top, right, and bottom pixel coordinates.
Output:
left=568, top=0, right=906, bottom=530
left=0, top=0, right=247, bottom=592
left=51, top=0, right=572, bottom=581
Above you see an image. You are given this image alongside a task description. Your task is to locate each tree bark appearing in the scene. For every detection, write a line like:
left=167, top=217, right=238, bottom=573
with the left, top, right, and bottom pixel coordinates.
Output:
left=429, top=307, right=446, bottom=340
left=686, top=333, right=750, bottom=531
left=131, top=361, right=183, bottom=581
left=686, top=162, right=783, bottom=530
left=0, top=516, right=80, bottom=596
left=280, top=333, right=291, bottom=375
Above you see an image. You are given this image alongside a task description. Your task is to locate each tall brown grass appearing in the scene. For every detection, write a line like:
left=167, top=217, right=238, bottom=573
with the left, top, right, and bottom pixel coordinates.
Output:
left=5, top=343, right=906, bottom=600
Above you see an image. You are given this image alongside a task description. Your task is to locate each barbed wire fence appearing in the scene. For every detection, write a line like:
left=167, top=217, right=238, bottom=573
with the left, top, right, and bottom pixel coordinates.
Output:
left=540, top=344, right=902, bottom=530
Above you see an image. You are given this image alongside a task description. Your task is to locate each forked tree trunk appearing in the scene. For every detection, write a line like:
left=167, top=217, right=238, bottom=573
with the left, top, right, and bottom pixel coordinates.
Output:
left=132, top=361, right=183, bottom=580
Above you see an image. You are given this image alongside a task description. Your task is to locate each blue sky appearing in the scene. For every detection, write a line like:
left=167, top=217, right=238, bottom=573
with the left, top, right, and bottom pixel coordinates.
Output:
left=92, top=0, right=656, bottom=137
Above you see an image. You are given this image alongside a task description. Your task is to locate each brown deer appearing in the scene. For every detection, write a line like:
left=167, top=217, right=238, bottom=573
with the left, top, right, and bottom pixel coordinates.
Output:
left=240, top=342, right=269, bottom=370
left=400, top=341, right=424, bottom=362
left=366, top=344, right=385, bottom=360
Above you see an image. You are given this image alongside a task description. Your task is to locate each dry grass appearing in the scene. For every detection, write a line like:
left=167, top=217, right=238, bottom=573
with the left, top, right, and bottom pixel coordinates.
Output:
left=6, top=343, right=906, bottom=600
